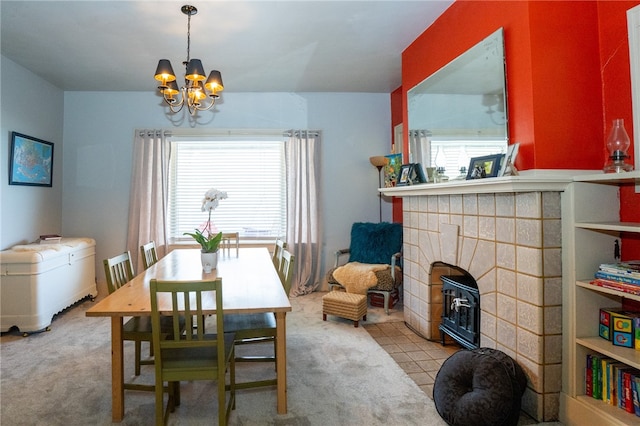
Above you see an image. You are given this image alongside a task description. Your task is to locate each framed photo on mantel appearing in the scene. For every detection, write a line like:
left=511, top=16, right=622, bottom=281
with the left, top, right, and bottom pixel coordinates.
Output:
left=466, top=154, right=504, bottom=180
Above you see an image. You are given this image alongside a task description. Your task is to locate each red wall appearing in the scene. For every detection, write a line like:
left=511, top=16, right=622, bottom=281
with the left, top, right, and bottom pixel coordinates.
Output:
left=394, top=0, right=640, bottom=257
left=599, top=1, right=640, bottom=259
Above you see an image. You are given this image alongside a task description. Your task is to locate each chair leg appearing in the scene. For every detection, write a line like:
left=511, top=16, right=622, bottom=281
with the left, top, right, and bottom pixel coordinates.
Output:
left=134, top=340, right=142, bottom=376
left=383, top=292, right=390, bottom=315
left=155, top=380, right=164, bottom=426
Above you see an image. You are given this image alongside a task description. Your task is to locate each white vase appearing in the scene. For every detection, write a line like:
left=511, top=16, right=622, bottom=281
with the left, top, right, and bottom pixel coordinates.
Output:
left=201, top=251, right=218, bottom=273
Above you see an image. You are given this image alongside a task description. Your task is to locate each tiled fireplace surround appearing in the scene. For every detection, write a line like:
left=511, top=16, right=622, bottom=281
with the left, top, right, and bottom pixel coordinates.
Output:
left=400, top=189, right=563, bottom=422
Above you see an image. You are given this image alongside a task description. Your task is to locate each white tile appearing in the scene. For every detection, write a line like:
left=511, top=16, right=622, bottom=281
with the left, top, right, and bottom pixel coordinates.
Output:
left=463, top=193, right=478, bottom=215
left=518, top=300, right=543, bottom=334
left=437, top=195, right=450, bottom=213
left=497, top=294, right=517, bottom=323
left=479, top=216, right=496, bottom=240
left=463, top=215, right=478, bottom=238
left=495, top=192, right=515, bottom=217
left=543, top=219, right=561, bottom=248
left=542, top=192, right=561, bottom=219
left=517, top=246, right=543, bottom=276
left=450, top=194, right=463, bottom=214
left=516, top=218, right=542, bottom=248
left=516, top=192, right=542, bottom=218
left=478, top=193, right=496, bottom=216
left=497, top=267, right=516, bottom=297
left=496, top=217, right=515, bottom=243
left=517, top=273, right=544, bottom=306
left=497, top=243, right=516, bottom=270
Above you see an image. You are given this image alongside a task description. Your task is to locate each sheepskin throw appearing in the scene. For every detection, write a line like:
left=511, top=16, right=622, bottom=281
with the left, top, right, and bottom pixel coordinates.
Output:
left=332, top=262, right=390, bottom=294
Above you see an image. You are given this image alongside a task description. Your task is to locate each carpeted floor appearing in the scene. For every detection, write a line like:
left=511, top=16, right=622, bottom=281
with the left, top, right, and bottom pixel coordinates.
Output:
left=1, top=291, right=447, bottom=425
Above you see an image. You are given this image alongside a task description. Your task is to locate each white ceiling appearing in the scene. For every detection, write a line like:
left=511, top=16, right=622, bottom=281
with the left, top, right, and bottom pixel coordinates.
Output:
left=0, top=1, right=453, bottom=93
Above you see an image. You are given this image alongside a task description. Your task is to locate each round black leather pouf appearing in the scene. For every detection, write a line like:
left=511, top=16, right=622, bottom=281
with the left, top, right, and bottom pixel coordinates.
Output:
left=433, top=348, right=527, bottom=426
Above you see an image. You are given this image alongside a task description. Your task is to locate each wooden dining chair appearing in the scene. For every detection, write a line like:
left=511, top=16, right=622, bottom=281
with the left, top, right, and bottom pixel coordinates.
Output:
left=272, top=238, right=286, bottom=270
left=278, top=249, right=295, bottom=297
left=140, top=241, right=158, bottom=270
left=150, top=278, right=236, bottom=426
left=221, top=232, right=239, bottom=258
left=222, top=247, right=295, bottom=389
left=104, top=251, right=182, bottom=392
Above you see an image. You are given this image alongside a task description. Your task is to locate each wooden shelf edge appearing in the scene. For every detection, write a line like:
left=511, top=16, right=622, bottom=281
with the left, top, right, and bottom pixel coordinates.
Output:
left=576, top=280, right=640, bottom=302
left=576, top=336, right=640, bottom=370
left=561, top=393, right=640, bottom=425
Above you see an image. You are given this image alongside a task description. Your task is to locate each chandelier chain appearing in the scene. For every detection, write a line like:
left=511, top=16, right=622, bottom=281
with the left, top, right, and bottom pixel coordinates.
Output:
left=186, top=11, right=191, bottom=64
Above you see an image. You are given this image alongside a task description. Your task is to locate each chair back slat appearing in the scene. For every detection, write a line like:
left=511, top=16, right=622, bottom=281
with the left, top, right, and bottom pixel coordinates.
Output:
left=272, top=238, right=287, bottom=270
left=150, top=279, right=223, bottom=351
left=104, top=251, right=135, bottom=294
left=279, top=249, right=295, bottom=297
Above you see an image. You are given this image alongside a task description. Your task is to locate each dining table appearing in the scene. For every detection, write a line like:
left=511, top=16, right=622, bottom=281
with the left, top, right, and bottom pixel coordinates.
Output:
left=86, top=247, right=292, bottom=422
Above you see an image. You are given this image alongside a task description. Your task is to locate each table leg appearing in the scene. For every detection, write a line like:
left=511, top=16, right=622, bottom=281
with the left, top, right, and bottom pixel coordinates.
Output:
left=275, top=311, right=287, bottom=414
left=111, top=316, right=124, bottom=422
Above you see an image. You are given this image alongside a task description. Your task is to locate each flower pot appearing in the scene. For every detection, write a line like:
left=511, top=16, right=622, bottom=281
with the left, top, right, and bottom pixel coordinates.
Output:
left=201, top=251, right=218, bottom=273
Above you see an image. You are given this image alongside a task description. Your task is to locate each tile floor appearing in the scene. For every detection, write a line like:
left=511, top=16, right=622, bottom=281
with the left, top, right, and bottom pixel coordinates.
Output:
left=363, top=319, right=560, bottom=425
left=363, top=320, right=461, bottom=398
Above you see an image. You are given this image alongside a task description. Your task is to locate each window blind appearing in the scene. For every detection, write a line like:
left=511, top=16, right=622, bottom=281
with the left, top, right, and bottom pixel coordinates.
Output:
left=168, top=138, right=286, bottom=241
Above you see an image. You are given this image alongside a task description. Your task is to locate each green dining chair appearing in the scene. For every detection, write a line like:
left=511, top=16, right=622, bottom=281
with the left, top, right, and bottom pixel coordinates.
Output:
left=104, top=251, right=182, bottom=392
left=222, top=248, right=295, bottom=389
left=150, top=278, right=236, bottom=426
left=140, top=240, right=158, bottom=270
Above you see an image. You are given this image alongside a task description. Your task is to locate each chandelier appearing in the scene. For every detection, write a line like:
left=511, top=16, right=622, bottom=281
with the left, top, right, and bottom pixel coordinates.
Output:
left=153, top=5, right=223, bottom=116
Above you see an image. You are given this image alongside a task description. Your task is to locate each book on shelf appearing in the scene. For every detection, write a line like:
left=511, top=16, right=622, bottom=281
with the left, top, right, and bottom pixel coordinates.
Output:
left=586, top=354, right=593, bottom=397
left=633, top=376, right=640, bottom=416
left=586, top=354, right=640, bottom=416
left=600, top=261, right=640, bottom=274
left=594, top=271, right=640, bottom=286
left=591, top=279, right=640, bottom=296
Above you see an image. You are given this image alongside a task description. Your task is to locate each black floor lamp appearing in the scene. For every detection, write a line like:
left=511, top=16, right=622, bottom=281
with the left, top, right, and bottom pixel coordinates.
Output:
left=369, top=156, right=389, bottom=222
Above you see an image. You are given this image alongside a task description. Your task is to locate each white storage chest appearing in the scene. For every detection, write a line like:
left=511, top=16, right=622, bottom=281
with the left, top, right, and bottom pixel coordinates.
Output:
left=0, top=238, right=97, bottom=333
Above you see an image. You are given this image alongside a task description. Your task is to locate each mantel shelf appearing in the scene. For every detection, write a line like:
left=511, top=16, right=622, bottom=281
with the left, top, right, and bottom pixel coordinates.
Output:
left=379, top=169, right=640, bottom=197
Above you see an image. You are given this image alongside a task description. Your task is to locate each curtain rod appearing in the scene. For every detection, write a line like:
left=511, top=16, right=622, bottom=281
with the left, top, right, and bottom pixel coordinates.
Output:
left=138, top=129, right=320, bottom=138
left=283, top=130, right=320, bottom=137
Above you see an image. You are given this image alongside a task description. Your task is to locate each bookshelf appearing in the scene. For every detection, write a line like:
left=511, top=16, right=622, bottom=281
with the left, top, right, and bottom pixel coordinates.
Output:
left=561, top=171, right=640, bottom=425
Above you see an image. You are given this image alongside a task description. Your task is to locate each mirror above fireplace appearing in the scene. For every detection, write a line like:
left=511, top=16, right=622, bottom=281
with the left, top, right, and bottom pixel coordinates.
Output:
left=408, top=28, right=508, bottom=178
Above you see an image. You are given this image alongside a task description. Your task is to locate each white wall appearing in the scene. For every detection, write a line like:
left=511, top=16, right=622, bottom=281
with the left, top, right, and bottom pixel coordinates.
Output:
left=62, top=90, right=393, bottom=288
left=1, top=56, right=64, bottom=248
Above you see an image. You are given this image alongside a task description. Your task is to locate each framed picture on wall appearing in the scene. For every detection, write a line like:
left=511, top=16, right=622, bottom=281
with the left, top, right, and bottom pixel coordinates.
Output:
left=9, top=132, right=54, bottom=187
left=466, top=154, right=504, bottom=180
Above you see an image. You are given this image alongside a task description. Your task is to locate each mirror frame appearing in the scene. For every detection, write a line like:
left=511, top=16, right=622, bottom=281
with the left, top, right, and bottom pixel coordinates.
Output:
left=407, top=28, right=508, bottom=176
left=628, top=5, right=640, bottom=191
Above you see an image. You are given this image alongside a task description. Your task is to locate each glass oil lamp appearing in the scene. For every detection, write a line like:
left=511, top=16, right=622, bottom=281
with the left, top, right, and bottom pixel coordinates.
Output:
left=603, top=118, right=634, bottom=173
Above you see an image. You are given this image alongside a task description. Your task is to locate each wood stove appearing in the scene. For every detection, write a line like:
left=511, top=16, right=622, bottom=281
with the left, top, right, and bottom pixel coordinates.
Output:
left=439, top=274, right=480, bottom=349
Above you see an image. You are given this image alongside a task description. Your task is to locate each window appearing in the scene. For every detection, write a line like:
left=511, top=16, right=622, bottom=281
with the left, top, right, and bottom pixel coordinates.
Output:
left=430, top=139, right=507, bottom=178
left=168, top=136, right=286, bottom=242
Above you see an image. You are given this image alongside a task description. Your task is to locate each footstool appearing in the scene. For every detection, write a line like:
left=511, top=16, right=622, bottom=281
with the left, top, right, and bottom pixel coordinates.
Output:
left=433, top=347, right=527, bottom=426
left=322, top=291, right=367, bottom=327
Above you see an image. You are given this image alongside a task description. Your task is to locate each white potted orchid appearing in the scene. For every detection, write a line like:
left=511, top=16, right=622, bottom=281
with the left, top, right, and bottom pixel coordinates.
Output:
left=183, top=188, right=228, bottom=272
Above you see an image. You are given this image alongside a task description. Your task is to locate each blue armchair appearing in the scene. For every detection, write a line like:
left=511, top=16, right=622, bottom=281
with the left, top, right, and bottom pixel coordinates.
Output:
left=326, top=222, right=403, bottom=314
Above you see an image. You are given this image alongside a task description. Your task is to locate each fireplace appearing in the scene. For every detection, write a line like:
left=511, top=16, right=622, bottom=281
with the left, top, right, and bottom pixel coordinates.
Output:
left=393, top=185, right=565, bottom=422
left=440, top=274, right=480, bottom=350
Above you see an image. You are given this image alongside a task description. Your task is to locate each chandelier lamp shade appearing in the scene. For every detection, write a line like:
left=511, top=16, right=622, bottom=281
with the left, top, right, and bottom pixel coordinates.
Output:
left=154, top=5, right=223, bottom=116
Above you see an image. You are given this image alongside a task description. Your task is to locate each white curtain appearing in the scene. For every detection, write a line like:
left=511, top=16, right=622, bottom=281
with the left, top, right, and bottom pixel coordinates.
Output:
left=285, top=130, right=322, bottom=296
left=409, top=129, right=431, bottom=167
left=126, top=130, right=171, bottom=273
